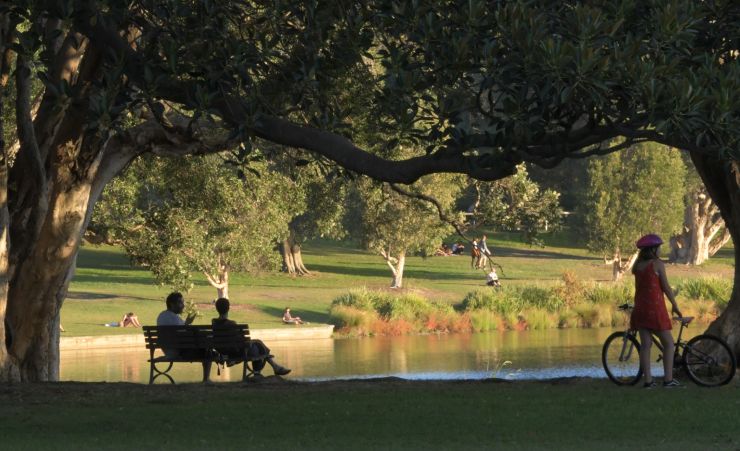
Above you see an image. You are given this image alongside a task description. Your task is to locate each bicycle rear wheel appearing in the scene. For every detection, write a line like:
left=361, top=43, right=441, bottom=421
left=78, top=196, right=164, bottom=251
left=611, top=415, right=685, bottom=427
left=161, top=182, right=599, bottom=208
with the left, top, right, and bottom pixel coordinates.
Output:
left=602, top=331, right=642, bottom=385
left=683, top=334, right=736, bottom=387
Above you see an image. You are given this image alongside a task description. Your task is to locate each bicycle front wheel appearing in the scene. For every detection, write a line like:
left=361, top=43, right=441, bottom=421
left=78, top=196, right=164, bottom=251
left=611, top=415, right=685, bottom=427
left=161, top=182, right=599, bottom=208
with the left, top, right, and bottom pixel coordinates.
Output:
left=683, top=334, right=736, bottom=387
left=602, top=331, right=642, bottom=385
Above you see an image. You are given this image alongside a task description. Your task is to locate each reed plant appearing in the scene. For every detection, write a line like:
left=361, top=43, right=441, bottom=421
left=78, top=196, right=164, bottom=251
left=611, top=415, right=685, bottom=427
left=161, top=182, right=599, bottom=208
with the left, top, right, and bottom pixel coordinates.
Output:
left=469, top=310, right=503, bottom=332
left=677, top=277, right=732, bottom=307
left=331, top=270, right=728, bottom=335
left=521, top=308, right=557, bottom=330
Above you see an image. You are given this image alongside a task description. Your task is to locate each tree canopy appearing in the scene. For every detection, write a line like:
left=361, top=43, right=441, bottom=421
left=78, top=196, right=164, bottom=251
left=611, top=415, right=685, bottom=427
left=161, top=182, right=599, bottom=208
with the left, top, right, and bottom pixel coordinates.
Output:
left=584, top=142, right=686, bottom=279
left=92, top=154, right=301, bottom=297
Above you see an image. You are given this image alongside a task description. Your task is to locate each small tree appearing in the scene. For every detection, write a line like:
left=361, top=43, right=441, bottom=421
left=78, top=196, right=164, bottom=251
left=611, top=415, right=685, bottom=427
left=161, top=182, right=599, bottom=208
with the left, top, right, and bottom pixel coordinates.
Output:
left=93, top=155, right=302, bottom=297
left=352, top=175, right=462, bottom=288
left=584, top=143, right=686, bottom=280
left=472, top=164, right=563, bottom=245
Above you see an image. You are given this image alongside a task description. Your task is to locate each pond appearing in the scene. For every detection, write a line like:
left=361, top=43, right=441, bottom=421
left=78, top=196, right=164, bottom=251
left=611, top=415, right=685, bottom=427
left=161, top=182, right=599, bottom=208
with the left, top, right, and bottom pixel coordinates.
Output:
left=60, top=327, right=699, bottom=383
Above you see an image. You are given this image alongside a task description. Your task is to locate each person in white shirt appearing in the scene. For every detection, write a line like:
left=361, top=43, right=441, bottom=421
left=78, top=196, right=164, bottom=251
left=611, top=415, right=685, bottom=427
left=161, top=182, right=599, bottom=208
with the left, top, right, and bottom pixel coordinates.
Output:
left=486, top=269, right=501, bottom=288
left=156, top=292, right=211, bottom=382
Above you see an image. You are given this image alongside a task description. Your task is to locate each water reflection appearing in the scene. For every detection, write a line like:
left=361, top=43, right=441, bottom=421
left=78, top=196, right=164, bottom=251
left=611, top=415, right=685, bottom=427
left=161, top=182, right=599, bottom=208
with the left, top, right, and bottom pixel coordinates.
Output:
left=60, top=328, right=699, bottom=384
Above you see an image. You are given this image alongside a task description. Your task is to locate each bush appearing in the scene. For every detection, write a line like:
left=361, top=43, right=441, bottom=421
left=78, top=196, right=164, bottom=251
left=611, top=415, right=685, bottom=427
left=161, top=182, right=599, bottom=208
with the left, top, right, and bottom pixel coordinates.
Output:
left=329, top=305, right=378, bottom=330
left=469, top=310, right=503, bottom=332
left=331, top=287, right=379, bottom=312
left=585, top=283, right=633, bottom=305
left=521, top=308, right=557, bottom=330
left=678, top=278, right=732, bottom=305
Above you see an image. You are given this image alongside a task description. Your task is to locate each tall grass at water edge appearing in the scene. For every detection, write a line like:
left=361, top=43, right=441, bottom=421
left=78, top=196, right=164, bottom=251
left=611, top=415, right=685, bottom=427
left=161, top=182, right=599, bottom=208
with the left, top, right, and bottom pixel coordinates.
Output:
left=330, top=273, right=732, bottom=335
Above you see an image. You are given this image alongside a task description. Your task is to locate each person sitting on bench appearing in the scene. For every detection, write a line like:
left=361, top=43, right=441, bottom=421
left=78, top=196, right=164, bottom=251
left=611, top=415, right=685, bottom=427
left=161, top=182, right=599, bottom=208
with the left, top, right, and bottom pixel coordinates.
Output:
left=156, top=292, right=212, bottom=382
left=212, top=298, right=291, bottom=376
left=282, top=307, right=304, bottom=325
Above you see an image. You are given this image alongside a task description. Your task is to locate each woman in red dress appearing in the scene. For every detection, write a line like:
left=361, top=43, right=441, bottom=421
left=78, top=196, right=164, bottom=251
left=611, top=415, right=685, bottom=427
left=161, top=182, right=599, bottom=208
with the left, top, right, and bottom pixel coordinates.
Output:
left=630, top=234, right=682, bottom=388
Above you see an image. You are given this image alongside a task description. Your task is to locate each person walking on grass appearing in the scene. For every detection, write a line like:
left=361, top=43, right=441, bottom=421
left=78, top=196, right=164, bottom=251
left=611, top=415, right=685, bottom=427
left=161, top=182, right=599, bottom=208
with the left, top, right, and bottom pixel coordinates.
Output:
left=631, top=234, right=683, bottom=388
left=212, top=298, right=291, bottom=377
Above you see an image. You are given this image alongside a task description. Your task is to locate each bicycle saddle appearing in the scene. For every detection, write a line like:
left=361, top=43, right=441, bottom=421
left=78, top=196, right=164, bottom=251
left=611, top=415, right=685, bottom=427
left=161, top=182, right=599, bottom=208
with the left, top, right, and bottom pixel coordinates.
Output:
left=674, top=316, right=694, bottom=325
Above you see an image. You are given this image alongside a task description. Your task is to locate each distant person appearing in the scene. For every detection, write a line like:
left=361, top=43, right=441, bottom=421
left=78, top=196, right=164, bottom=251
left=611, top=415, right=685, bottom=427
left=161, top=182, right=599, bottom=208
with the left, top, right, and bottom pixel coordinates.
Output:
left=486, top=269, right=501, bottom=288
left=480, top=234, right=492, bottom=257
left=451, top=242, right=465, bottom=255
left=106, top=312, right=142, bottom=328
left=631, top=234, right=682, bottom=388
left=212, top=298, right=290, bottom=376
left=156, top=292, right=211, bottom=382
left=470, top=239, right=480, bottom=268
left=282, top=307, right=304, bottom=325
left=434, top=243, right=452, bottom=256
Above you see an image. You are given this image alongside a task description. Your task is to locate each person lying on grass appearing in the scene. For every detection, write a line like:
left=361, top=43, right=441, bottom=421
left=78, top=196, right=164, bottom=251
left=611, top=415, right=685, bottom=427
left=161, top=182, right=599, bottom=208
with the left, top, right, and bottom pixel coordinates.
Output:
left=213, top=298, right=291, bottom=377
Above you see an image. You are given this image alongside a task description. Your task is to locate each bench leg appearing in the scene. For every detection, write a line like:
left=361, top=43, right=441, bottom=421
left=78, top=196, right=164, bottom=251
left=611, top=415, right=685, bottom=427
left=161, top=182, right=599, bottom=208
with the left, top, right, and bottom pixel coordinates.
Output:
left=150, top=361, right=176, bottom=384
left=202, top=361, right=212, bottom=383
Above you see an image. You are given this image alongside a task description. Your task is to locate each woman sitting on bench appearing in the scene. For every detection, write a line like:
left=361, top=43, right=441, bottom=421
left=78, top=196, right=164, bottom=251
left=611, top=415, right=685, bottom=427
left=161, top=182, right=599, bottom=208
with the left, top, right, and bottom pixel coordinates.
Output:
left=282, top=307, right=304, bottom=325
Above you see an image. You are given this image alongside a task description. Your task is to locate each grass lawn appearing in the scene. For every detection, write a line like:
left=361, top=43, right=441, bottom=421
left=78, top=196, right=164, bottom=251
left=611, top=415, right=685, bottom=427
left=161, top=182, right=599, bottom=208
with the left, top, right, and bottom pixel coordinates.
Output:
left=1, top=378, right=738, bottom=450
left=62, top=231, right=735, bottom=336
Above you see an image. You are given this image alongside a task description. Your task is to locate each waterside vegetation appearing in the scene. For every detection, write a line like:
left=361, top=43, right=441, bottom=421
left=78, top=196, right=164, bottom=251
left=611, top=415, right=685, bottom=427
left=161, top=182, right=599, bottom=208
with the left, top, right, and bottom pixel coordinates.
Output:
left=63, top=233, right=734, bottom=337
left=329, top=275, right=732, bottom=336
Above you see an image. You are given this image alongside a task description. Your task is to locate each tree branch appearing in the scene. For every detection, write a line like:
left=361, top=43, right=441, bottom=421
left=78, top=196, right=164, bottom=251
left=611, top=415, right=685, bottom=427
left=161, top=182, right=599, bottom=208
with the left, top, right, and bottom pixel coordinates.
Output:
left=14, top=54, right=45, bottom=184
left=388, top=183, right=471, bottom=243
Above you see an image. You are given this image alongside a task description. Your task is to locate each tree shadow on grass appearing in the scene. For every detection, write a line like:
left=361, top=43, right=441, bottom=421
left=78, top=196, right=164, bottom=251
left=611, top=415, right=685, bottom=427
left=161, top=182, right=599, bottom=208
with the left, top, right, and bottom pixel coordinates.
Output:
left=71, top=273, right=157, bottom=285
left=66, top=291, right=152, bottom=301
left=77, top=247, right=136, bottom=271
left=491, top=246, right=595, bottom=261
left=308, top=263, right=475, bottom=282
left=307, top=264, right=394, bottom=279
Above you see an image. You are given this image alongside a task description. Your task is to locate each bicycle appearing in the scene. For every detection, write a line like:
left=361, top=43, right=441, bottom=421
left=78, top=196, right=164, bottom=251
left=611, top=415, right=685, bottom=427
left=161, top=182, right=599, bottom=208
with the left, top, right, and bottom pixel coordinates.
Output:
left=602, top=304, right=737, bottom=387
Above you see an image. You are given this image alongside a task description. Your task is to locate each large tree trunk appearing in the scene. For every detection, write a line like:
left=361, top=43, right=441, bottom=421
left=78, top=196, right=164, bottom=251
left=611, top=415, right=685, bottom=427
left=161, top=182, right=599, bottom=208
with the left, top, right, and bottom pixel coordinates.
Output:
left=0, top=16, right=12, bottom=379
left=692, top=153, right=740, bottom=356
left=280, top=230, right=310, bottom=276
left=669, top=187, right=730, bottom=265
left=391, top=253, right=406, bottom=288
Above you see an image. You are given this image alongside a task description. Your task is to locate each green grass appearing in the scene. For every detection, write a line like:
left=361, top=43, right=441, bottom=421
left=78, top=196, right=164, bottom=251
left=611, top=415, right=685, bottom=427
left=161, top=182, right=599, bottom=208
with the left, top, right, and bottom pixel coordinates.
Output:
left=62, top=233, right=735, bottom=336
left=0, top=379, right=738, bottom=450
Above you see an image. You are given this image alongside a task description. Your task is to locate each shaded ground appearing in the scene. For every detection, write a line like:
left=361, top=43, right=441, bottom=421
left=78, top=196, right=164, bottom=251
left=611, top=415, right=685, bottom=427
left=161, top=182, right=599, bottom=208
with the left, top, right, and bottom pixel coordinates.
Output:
left=1, top=378, right=738, bottom=450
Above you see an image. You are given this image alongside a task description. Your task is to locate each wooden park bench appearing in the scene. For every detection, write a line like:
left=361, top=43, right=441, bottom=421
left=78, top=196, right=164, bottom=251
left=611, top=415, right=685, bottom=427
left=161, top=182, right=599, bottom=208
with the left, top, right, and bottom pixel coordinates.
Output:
left=143, top=324, right=269, bottom=384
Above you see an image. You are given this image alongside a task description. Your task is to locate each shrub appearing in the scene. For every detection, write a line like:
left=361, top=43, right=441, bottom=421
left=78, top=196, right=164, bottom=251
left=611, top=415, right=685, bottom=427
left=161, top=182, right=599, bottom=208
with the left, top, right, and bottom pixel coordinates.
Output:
left=573, top=303, right=599, bottom=328
left=586, top=283, right=633, bottom=305
left=329, top=305, right=378, bottom=330
left=551, top=271, right=586, bottom=307
left=469, top=310, right=502, bottom=332
left=522, top=308, right=557, bottom=330
left=331, top=287, right=379, bottom=312
left=678, top=278, right=732, bottom=305
left=460, top=290, right=496, bottom=311
left=558, top=309, right=580, bottom=328
left=519, top=286, right=564, bottom=312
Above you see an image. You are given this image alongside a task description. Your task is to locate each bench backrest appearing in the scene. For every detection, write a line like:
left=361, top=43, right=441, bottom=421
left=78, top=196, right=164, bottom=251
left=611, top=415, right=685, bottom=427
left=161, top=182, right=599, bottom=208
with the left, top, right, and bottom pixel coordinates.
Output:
left=143, top=324, right=251, bottom=352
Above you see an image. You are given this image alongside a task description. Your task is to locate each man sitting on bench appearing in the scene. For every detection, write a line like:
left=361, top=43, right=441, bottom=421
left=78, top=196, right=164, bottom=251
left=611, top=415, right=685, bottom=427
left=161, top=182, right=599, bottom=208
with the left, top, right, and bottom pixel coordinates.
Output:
left=212, top=298, right=291, bottom=377
left=156, top=292, right=212, bottom=382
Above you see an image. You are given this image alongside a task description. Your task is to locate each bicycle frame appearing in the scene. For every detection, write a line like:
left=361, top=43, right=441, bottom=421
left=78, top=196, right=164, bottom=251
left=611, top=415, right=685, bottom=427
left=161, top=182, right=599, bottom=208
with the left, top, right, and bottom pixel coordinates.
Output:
left=618, top=318, right=690, bottom=365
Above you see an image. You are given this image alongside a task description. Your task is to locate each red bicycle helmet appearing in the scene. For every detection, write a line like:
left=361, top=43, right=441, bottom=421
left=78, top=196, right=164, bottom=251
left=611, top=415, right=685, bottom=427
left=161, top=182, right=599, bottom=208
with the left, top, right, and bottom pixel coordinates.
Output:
left=635, top=234, right=663, bottom=248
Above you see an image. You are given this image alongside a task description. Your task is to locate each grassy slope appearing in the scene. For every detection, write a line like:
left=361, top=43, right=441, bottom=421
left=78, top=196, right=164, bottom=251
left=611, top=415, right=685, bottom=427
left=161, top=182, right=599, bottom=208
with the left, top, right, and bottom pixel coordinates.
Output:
left=62, top=232, right=735, bottom=336
left=0, top=379, right=737, bottom=450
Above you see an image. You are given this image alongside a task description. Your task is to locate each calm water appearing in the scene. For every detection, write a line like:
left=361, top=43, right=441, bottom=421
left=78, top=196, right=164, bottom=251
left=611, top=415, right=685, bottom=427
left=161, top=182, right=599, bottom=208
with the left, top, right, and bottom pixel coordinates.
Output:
left=63, top=327, right=698, bottom=383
